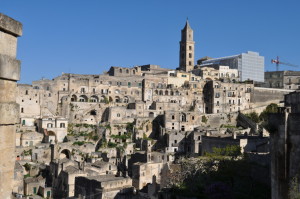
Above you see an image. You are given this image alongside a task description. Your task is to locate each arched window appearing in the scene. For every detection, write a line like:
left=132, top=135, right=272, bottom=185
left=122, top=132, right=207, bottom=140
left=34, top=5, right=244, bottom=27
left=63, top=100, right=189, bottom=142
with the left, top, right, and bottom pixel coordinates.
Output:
left=119, top=69, right=122, bottom=73
left=181, top=113, right=186, bottom=122
left=123, top=96, right=129, bottom=103
left=126, top=69, right=129, bottom=74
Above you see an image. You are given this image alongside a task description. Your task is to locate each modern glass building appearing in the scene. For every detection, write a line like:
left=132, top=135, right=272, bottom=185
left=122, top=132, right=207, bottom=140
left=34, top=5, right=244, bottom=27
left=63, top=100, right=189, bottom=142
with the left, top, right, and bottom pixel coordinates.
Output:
left=201, top=51, right=265, bottom=82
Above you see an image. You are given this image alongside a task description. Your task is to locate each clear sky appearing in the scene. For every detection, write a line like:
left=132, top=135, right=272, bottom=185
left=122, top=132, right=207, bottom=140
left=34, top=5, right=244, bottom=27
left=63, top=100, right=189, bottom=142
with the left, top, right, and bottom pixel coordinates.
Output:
left=2, top=0, right=300, bottom=84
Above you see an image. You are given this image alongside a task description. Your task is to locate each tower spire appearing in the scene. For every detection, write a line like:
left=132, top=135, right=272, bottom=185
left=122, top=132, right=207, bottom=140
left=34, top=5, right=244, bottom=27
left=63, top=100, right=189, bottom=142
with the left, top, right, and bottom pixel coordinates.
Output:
left=179, top=19, right=195, bottom=72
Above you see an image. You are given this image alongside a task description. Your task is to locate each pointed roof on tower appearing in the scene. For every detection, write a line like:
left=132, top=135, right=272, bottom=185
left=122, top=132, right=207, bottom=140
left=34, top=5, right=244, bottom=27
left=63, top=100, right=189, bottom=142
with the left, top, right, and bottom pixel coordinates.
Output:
left=182, top=18, right=192, bottom=31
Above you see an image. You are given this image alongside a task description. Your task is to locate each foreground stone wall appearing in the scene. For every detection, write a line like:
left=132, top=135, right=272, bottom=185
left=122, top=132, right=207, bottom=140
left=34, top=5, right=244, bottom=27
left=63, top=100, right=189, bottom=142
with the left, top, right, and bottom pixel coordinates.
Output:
left=0, top=13, right=22, bottom=198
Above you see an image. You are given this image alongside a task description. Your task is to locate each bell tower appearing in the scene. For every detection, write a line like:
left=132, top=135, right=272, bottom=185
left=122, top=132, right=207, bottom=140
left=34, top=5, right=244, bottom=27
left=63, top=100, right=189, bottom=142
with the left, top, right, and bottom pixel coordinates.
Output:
left=179, top=19, right=195, bottom=72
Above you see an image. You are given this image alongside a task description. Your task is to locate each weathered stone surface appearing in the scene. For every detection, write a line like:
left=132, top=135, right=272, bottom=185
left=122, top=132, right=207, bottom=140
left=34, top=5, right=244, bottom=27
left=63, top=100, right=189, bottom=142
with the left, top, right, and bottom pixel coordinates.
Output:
left=0, top=13, right=22, bottom=37
left=0, top=31, right=17, bottom=58
left=0, top=125, right=16, bottom=151
left=0, top=102, right=20, bottom=124
left=0, top=79, right=16, bottom=102
left=0, top=125, right=15, bottom=199
left=0, top=54, right=20, bottom=81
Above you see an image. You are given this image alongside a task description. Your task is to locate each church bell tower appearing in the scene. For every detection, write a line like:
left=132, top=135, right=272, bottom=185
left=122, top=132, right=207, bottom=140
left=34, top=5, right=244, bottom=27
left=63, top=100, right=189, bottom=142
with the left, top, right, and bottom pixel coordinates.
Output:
left=179, top=19, right=195, bottom=72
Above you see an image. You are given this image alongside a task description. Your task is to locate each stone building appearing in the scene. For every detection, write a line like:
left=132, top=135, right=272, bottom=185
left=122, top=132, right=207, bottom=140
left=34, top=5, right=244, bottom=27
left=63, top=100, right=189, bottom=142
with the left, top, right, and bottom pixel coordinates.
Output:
left=265, top=70, right=300, bottom=90
left=36, top=116, right=68, bottom=143
left=0, top=13, right=22, bottom=199
left=270, top=91, right=300, bottom=199
left=201, top=133, right=269, bottom=155
left=203, top=80, right=253, bottom=113
left=178, top=20, right=195, bottom=72
left=75, top=175, right=133, bottom=199
left=193, top=64, right=239, bottom=81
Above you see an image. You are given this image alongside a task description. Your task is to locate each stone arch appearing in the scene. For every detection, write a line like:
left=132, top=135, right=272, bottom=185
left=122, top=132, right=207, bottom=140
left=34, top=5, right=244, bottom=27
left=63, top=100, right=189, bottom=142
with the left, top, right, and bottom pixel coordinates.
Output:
left=123, top=96, right=129, bottom=103
left=59, top=149, right=71, bottom=159
left=165, top=90, right=169, bottom=95
left=100, top=95, right=106, bottom=103
left=149, top=112, right=155, bottom=118
left=71, top=95, right=77, bottom=102
left=159, top=90, right=163, bottom=95
left=155, top=90, right=158, bottom=95
left=47, top=131, right=57, bottom=144
left=90, top=95, right=99, bottom=102
left=79, top=95, right=88, bottom=102
left=109, top=96, right=113, bottom=102
left=181, top=113, right=187, bottom=122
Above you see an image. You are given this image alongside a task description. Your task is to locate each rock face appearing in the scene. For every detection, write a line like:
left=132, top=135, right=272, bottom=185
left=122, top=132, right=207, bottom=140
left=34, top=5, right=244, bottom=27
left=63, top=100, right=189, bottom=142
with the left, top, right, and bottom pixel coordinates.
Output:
left=0, top=13, right=22, bottom=199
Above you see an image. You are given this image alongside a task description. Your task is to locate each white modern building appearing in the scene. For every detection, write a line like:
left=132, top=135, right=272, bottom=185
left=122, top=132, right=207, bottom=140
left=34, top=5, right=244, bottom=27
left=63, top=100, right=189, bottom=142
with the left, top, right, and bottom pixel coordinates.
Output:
left=200, top=51, right=265, bottom=82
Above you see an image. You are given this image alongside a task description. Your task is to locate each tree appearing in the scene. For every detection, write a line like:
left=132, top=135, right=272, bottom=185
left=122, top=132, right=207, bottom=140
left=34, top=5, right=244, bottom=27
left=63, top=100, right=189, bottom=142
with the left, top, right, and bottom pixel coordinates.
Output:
left=245, top=112, right=260, bottom=123
left=259, top=103, right=278, bottom=122
left=289, top=177, right=300, bottom=199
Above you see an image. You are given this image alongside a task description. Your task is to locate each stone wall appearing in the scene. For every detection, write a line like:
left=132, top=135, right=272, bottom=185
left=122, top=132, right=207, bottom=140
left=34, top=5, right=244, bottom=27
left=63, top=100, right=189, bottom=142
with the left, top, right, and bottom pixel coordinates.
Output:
left=0, top=13, right=22, bottom=199
left=252, top=87, right=292, bottom=105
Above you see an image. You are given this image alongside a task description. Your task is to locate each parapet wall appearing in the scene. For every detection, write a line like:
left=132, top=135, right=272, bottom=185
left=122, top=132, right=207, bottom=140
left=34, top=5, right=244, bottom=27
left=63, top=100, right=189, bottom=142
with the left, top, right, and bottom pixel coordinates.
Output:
left=252, top=87, right=292, bottom=104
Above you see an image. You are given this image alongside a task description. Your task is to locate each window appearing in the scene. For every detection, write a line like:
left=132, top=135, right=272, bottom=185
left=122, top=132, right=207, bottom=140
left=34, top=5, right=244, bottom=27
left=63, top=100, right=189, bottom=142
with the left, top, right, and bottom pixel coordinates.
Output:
left=117, top=113, right=120, bottom=117
left=128, top=82, right=131, bottom=87
left=119, top=69, right=122, bottom=73
left=60, top=123, right=65, bottom=128
left=189, top=46, right=192, bottom=50
left=21, top=108, right=24, bottom=113
left=126, top=69, right=129, bottom=74
left=25, top=90, right=28, bottom=95
left=138, top=83, right=142, bottom=87
left=172, top=115, right=175, bottom=120
left=189, top=61, right=192, bottom=65
left=189, top=53, right=192, bottom=58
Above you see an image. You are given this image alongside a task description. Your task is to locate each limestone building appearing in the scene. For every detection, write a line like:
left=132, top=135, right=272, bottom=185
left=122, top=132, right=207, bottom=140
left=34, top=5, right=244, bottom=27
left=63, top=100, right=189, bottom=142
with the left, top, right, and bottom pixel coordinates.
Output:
left=265, top=70, right=300, bottom=90
left=179, top=20, right=195, bottom=72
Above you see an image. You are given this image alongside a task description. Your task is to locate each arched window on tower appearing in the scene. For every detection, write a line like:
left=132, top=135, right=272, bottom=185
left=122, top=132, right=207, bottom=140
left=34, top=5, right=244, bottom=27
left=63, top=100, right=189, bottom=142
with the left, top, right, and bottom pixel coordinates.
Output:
left=181, top=113, right=187, bottom=122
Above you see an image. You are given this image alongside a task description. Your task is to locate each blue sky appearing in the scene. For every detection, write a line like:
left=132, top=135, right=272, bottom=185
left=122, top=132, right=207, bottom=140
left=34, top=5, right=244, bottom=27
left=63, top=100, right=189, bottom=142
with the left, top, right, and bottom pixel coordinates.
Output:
left=2, top=0, right=300, bottom=84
